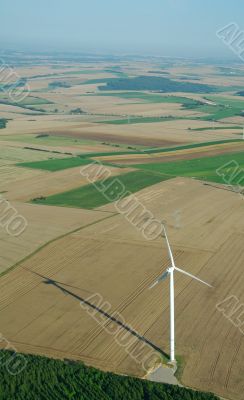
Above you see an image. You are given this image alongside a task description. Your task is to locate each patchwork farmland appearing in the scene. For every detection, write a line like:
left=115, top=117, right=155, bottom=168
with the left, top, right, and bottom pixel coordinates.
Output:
left=0, top=54, right=244, bottom=400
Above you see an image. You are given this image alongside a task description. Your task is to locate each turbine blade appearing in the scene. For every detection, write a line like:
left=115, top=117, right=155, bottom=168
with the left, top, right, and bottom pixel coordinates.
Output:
left=149, top=270, right=169, bottom=289
left=162, top=225, right=176, bottom=268
left=174, top=267, right=213, bottom=288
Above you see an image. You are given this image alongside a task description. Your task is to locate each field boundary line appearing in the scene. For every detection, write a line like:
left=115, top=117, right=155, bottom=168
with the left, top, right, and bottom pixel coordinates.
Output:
left=0, top=212, right=118, bottom=278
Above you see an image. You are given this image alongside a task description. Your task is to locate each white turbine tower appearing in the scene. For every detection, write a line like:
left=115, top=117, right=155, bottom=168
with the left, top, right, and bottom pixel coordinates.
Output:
left=150, top=225, right=213, bottom=363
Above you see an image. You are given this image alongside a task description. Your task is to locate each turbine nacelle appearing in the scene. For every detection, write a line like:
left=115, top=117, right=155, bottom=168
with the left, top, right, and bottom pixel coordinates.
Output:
left=150, top=225, right=213, bottom=290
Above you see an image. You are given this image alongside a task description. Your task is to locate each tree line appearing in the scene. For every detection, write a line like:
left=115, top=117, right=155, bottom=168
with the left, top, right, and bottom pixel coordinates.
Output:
left=0, top=350, right=219, bottom=400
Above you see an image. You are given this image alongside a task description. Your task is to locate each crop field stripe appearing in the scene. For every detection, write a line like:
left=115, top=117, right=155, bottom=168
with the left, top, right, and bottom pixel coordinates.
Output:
left=140, top=139, right=242, bottom=154
left=133, top=151, right=244, bottom=186
left=16, top=157, right=94, bottom=171
left=97, top=116, right=182, bottom=125
left=191, top=126, right=242, bottom=131
left=86, top=92, right=199, bottom=104
left=31, top=170, right=171, bottom=209
left=16, top=139, right=243, bottom=171
left=87, top=139, right=242, bottom=157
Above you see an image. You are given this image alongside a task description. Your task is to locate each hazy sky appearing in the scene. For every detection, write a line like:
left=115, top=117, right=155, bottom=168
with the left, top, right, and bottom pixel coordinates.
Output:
left=1, top=0, right=244, bottom=57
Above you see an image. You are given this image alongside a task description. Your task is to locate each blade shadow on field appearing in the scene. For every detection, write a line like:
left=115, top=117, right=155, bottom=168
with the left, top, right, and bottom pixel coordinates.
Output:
left=23, top=267, right=169, bottom=360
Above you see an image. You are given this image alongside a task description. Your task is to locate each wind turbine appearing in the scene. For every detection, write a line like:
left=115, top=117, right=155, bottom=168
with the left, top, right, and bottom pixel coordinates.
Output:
left=150, top=225, right=213, bottom=363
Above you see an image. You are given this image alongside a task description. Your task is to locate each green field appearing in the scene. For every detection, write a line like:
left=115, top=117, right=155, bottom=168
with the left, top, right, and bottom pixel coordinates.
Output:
left=18, top=96, right=53, bottom=106
left=206, top=95, right=244, bottom=108
left=99, top=116, right=178, bottom=125
left=193, top=96, right=244, bottom=121
left=134, top=151, right=244, bottom=186
left=88, top=92, right=199, bottom=105
left=198, top=107, right=243, bottom=121
left=16, top=139, right=243, bottom=172
left=32, top=170, right=170, bottom=208
left=0, top=350, right=218, bottom=400
left=17, top=156, right=93, bottom=172
left=191, top=126, right=242, bottom=132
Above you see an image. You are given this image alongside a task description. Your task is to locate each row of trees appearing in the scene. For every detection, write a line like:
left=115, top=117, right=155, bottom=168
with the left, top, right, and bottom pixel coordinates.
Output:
left=0, top=350, right=219, bottom=400
left=0, top=118, right=7, bottom=129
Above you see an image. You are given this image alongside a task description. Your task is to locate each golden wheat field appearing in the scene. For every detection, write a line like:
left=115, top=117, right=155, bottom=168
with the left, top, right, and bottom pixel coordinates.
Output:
left=3, top=164, right=133, bottom=201
left=0, top=178, right=243, bottom=400
left=1, top=58, right=244, bottom=400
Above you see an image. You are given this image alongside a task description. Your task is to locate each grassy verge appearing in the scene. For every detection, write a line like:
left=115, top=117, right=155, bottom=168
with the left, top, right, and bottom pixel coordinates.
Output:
left=175, top=355, right=187, bottom=382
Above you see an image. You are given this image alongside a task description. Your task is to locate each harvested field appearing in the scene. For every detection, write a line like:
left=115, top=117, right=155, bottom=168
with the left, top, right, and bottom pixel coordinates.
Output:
left=46, top=118, right=241, bottom=148
left=0, top=179, right=243, bottom=400
left=77, top=100, right=206, bottom=118
left=0, top=134, right=123, bottom=155
left=0, top=202, right=109, bottom=273
left=1, top=115, right=95, bottom=136
left=0, top=164, right=45, bottom=187
left=48, top=128, right=185, bottom=147
left=0, top=143, right=67, bottom=164
left=0, top=103, right=40, bottom=115
left=0, top=143, right=72, bottom=186
left=2, top=59, right=244, bottom=400
left=3, top=164, right=133, bottom=202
